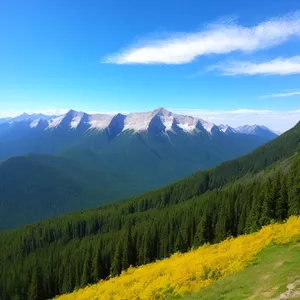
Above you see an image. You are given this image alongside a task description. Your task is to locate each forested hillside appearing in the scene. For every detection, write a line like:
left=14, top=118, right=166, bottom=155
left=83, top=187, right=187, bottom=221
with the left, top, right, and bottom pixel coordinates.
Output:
left=56, top=216, right=300, bottom=299
left=0, top=122, right=299, bottom=299
left=0, top=154, right=141, bottom=229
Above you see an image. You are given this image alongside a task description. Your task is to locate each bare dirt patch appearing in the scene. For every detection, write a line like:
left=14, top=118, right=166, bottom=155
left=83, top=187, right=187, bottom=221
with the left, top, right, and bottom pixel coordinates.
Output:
left=273, top=279, right=300, bottom=300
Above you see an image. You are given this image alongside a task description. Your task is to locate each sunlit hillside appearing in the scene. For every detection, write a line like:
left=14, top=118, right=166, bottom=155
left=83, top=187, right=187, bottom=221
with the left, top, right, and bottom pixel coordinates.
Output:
left=55, top=216, right=300, bottom=300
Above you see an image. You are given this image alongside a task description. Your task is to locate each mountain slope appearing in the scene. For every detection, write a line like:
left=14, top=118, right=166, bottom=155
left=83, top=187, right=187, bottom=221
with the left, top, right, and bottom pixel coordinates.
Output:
left=0, top=120, right=299, bottom=299
left=0, top=155, right=99, bottom=229
left=0, top=154, right=142, bottom=229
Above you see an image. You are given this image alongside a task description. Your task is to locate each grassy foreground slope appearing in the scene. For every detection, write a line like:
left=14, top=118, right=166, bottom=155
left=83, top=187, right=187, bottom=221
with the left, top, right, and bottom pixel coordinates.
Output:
left=55, top=216, right=300, bottom=300
left=186, top=242, right=300, bottom=300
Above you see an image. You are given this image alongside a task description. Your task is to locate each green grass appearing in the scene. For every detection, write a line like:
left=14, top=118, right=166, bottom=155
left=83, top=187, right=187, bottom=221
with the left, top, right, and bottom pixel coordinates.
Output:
left=184, top=239, right=300, bottom=300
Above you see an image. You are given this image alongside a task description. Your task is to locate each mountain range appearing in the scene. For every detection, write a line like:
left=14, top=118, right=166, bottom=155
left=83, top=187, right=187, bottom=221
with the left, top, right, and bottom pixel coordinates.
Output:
left=0, top=107, right=277, bottom=161
left=0, top=107, right=279, bottom=229
left=0, top=107, right=277, bottom=141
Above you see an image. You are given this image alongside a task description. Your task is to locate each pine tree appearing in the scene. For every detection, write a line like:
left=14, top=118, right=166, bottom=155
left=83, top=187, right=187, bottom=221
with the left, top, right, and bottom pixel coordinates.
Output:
left=110, top=241, right=123, bottom=276
left=28, top=266, right=44, bottom=300
left=214, top=209, right=227, bottom=242
left=245, top=188, right=263, bottom=233
left=92, top=247, right=108, bottom=282
left=260, top=179, right=274, bottom=225
left=140, top=229, right=153, bottom=265
left=62, top=266, right=73, bottom=293
left=121, top=225, right=135, bottom=270
left=194, top=213, right=212, bottom=245
left=81, top=247, right=92, bottom=286
left=288, top=185, right=300, bottom=216
left=276, top=176, right=288, bottom=221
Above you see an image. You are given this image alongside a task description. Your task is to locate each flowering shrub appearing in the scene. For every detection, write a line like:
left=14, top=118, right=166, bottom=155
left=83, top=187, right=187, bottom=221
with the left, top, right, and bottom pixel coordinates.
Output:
left=56, top=216, right=300, bottom=300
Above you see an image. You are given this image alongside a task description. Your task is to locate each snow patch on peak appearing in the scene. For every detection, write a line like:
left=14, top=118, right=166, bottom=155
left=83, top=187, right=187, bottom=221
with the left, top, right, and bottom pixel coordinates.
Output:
left=154, top=107, right=174, bottom=131
left=70, top=114, right=84, bottom=129
left=47, top=115, right=65, bottom=129
left=174, top=115, right=198, bottom=132
left=123, top=111, right=154, bottom=131
left=30, top=119, right=41, bottom=128
left=219, top=124, right=236, bottom=134
left=159, top=114, right=174, bottom=131
left=123, top=108, right=174, bottom=132
left=123, top=108, right=218, bottom=134
left=89, top=114, right=114, bottom=130
left=201, top=120, right=215, bottom=133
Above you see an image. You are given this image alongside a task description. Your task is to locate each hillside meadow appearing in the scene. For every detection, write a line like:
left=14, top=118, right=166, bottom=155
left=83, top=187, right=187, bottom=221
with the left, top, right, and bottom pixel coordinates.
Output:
left=55, top=216, right=300, bottom=300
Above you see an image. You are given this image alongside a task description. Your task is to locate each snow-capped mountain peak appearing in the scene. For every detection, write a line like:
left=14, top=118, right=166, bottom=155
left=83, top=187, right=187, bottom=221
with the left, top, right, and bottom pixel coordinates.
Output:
left=235, top=124, right=278, bottom=139
left=0, top=108, right=278, bottom=139
left=47, top=109, right=86, bottom=130
left=88, top=114, right=114, bottom=131
left=46, top=109, right=116, bottom=131
left=218, top=124, right=236, bottom=134
left=122, top=107, right=218, bottom=134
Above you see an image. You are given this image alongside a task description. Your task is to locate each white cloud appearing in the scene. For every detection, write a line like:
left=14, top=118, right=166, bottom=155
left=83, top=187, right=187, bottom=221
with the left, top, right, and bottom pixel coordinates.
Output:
left=168, top=108, right=300, bottom=132
left=103, top=11, right=300, bottom=65
left=211, top=56, right=300, bottom=75
left=260, top=91, right=300, bottom=98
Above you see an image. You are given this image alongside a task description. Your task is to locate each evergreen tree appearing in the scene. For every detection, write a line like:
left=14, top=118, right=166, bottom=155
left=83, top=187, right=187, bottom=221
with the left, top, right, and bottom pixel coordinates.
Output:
left=81, top=248, right=92, bottom=286
left=121, top=224, right=135, bottom=270
left=214, top=208, right=227, bottom=242
left=92, top=247, right=108, bottom=282
left=194, top=213, right=212, bottom=245
left=288, top=185, right=300, bottom=216
left=110, top=241, right=123, bottom=276
left=245, top=188, right=263, bottom=233
left=62, top=266, right=73, bottom=293
left=28, top=266, right=44, bottom=300
left=276, top=176, right=288, bottom=221
left=260, top=179, right=274, bottom=225
left=140, top=229, right=153, bottom=265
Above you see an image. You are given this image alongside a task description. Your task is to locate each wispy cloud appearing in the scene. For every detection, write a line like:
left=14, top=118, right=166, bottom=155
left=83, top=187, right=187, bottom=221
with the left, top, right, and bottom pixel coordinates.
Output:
left=168, top=108, right=300, bottom=132
left=259, top=91, right=300, bottom=99
left=211, top=56, right=300, bottom=75
left=103, top=11, right=300, bottom=65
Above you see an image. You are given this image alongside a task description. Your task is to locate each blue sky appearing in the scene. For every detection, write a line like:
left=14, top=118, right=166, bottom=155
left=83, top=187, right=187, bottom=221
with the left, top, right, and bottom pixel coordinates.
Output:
left=1, top=0, right=300, bottom=131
